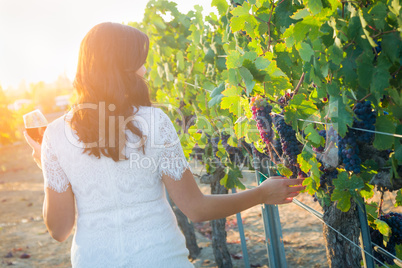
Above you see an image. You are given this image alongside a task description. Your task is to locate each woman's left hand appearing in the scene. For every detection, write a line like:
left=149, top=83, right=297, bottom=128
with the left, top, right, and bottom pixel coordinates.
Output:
left=24, top=131, right=42, bottom=169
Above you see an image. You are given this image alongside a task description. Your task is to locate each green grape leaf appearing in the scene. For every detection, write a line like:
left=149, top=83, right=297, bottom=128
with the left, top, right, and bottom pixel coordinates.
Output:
left=299, top=42, right=314, bottom=62
left=370, top=55, right=392, bottom=95
left=375, top=219, right=391, bottom=237
left=228, top=68, right=240, bottom=85
left=274, top=0, right=296, bottom=29
left=153, top=16, right=167, bottom=30
left=327, top=95, right=354, bottom=137
left=326, top=82, right=340, bottom=97
left=243, top=51, right=258, bottom=62
left=210, top=83, right=225, bottom=98
left=245, top=120, right=260, bottom=143
left=239, top=66, right=255, bottom=95
left=366, top=202, right=378, bottom=221
left=277, top=164, right=293, bottom=178
left=331, top=189, right=351, bottom=212
left=226, top=50, right=243, bottom=69
left=221, top=85, right=242, bottom=117
left=230, top=15, right=248, bottom=32
left=231, top=2, right=251, bottom=16
left=208, top=94, right=224, bottom=108
left=373, top=115, right=396, bottom=150
left=389, top=0, right=401, bottom=17
left=382, top=33, right=401, bottom=64
left=284, top=94, right=318, bottom=130
left=359, top=183, right=375, bottom=200
left=303, top=176, right=319, bottom=195
left=211, top=0, right=229, bottom=16
left=240, top=96, right=253, bottom=119
left=369, top=2, right=387, bottom=30
left=356, top=51, right=374, bottom=89
left=221, top=164, right=245, bottom=189
left=298, top=154, right=312, bottom=174
left=340, top=59, right=358, bottom=86
left=227, top=136, right=237, bottom=147
left=176, top=51, right=185, bottom=71
left=196, top=117, right=214, bottom=136
left=304, top=124, right=322, bottom=146
left=306, top=0, right=323, bottom=15
left=333, top=172, right=365, bottom=191
left=291, top=8, right=311, bottom=20
left=255, top=57, right=270, bottom=70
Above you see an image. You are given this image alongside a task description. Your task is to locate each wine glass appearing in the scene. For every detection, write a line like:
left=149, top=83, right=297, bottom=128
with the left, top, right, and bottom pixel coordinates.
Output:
left=23, top=109, right=48, bottom=144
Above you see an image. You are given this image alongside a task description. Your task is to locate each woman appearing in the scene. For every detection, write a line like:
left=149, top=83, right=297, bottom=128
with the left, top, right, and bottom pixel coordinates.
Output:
left=24, top=22, right=304, bottom=267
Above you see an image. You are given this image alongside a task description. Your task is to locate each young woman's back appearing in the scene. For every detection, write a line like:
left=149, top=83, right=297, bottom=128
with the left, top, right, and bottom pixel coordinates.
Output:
left=42, top=106, right=193, bottom=267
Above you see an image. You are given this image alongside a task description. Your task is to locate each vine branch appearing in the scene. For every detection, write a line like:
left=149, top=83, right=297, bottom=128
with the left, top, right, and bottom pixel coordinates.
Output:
left=294, top=72, right=306, bottom=95
left=266, top=2, right=275, bottom=52
left=371, top=30, right=398, bottom=39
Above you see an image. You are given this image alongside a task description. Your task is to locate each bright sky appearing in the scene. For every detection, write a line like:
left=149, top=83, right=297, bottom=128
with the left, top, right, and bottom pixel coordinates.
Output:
left=0, top=0, right=217, bottom=90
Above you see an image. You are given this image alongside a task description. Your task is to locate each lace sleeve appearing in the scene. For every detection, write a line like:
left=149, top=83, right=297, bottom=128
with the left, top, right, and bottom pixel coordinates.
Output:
left=41, top=128, right=70, bottom=193
left=157, top=109, right=192, bottom=181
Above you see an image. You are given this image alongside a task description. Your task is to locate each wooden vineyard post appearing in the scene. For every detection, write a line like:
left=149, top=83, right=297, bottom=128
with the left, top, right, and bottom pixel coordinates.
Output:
left=252, top=151, right=287, bottom=268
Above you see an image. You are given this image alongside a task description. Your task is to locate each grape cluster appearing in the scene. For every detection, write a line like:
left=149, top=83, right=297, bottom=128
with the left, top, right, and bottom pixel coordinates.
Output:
left=338, top=133, right=362, bottom=174
left=381, top=212, right=402, bottom=244
left=370, top=212, right=402, bottom=266
left=250, top=96, right=274, bottom=145
left=273, top=114, right=302, bottom=178
left=278, top=92, right=294, bottom=107
left=319, top=167, right=338, bottom=189
left=353, top=101, right=376, bottom=143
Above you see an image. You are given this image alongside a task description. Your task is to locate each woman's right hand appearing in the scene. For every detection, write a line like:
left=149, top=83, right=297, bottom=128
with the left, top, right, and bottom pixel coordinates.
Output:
left=24, top=131, right=42, bottom=169
left=258, top=176, right=305, bottom=205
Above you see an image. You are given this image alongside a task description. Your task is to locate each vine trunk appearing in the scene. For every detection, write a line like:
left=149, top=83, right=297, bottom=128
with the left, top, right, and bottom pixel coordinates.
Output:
left=322, top=199, right=362, bottom=267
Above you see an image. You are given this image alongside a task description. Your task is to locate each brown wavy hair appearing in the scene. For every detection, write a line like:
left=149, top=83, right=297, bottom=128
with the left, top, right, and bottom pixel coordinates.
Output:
left=70, top=22, right=152, bottom=161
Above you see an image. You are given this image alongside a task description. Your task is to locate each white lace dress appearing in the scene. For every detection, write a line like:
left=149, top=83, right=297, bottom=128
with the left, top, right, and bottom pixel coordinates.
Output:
left=41, top=106, right=194, bottom=267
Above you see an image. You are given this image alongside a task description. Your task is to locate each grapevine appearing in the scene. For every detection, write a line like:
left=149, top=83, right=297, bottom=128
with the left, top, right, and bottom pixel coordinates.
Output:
left=138, top=0, right=402, bottom=265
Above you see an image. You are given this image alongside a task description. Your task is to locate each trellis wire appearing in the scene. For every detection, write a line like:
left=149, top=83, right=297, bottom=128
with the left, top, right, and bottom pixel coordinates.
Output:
left=292, top=199, right=391, bottom=268
left=372, top=242, right=402, bottom=267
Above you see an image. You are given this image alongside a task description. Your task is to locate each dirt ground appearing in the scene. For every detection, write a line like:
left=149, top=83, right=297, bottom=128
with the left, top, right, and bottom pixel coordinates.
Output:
left=0, top=136, right=399, bottom=267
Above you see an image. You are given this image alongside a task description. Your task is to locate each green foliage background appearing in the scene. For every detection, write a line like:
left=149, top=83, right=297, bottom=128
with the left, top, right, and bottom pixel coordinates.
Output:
left=132, top=0, right=402, bottom=259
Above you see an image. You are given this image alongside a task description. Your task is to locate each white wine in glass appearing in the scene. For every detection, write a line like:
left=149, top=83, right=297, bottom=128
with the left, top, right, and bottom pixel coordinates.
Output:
left=23, top=109, right=48, bottom=144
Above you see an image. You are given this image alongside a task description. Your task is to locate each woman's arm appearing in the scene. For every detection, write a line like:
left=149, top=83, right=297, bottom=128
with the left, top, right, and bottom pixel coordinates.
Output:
left=24, top=130, right=76, bottom=242
left=163, top=169, right=305, bottom=223
left=43, top=186, right=76, bottom=242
